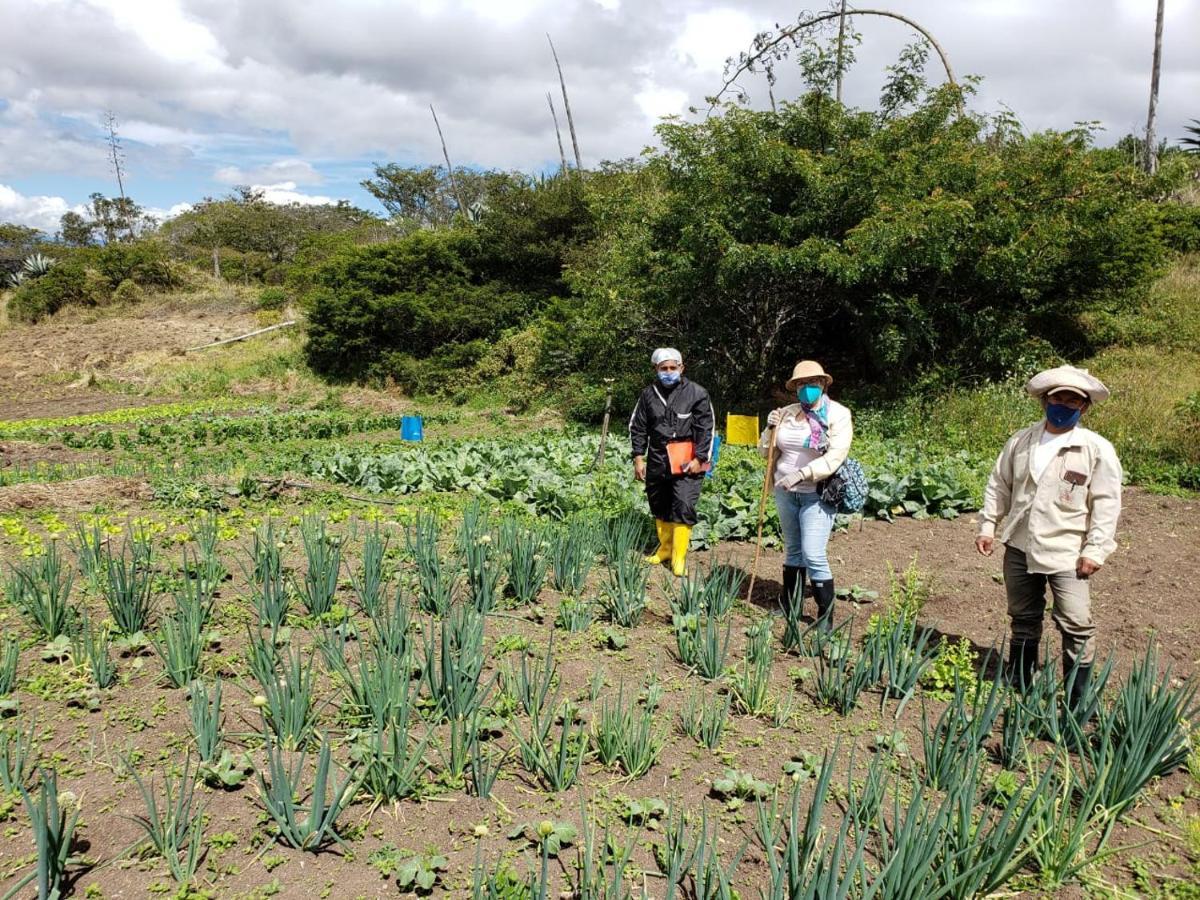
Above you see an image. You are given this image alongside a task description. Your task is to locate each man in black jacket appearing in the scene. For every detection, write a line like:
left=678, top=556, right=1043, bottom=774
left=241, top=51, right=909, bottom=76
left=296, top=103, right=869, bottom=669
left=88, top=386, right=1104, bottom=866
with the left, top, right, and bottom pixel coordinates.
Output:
left=628, top=347, right=715, bottom=577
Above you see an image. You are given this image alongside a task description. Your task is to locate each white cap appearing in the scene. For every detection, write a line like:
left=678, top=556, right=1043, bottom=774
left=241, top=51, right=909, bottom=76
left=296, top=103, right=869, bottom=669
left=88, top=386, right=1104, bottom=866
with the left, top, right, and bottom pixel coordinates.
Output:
left=651, top=347, right=682, bottom=366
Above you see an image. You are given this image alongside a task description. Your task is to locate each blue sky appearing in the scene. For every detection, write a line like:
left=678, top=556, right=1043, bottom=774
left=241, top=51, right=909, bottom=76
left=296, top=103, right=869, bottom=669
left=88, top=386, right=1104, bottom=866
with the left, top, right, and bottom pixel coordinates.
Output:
left=1, top=0, right=1197, bottom=233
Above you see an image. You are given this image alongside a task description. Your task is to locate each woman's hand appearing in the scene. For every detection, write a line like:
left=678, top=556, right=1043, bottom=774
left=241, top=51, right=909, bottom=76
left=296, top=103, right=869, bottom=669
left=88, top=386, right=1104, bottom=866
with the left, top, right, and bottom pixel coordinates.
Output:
left=767, top=408, right=785, bottom=427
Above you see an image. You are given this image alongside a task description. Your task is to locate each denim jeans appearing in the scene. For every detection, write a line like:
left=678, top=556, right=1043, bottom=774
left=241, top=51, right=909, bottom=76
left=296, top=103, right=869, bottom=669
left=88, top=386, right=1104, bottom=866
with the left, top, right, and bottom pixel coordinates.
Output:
left=773, top=488, right=835, bottom=580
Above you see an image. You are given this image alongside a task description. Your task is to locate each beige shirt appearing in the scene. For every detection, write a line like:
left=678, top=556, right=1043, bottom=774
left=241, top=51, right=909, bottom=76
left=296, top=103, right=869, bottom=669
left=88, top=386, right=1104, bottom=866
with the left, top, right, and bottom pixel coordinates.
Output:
left=978, top=421, right=1123, bottom=574
left=759, top=400, right=854, bottom=489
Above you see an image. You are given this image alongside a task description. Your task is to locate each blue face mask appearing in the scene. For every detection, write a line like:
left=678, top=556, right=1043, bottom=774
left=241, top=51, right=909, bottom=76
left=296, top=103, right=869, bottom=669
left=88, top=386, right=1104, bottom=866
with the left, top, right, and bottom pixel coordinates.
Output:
left=1045, top=403, right=1082, bottom=430
left=657, top=370, right=681, bottom=387
left=798, top=384, right=823, bottom=407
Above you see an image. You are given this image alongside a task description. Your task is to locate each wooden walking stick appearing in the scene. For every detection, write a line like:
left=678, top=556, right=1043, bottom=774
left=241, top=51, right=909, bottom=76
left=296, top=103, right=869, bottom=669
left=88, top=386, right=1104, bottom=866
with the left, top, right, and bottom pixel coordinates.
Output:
left=746, top=424, right=777, bottom=606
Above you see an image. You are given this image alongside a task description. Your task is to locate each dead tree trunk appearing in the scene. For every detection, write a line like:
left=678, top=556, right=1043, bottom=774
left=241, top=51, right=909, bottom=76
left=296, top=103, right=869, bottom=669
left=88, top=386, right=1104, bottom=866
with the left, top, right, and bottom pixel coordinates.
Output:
left=1144, top=0, right=1166, bottom=174
left=430, top=105, right=468, bottom=218
left=548, top=35, right=583, bottom=171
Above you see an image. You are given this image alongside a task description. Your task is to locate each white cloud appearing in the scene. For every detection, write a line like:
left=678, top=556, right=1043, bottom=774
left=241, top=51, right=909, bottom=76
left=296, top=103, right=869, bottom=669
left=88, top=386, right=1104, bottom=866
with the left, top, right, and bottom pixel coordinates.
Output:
left=671, top=8, right=759, bottom=74
left=635, top=85, right=689, bottom=121
left=214, top=159, right=323, bottom=185
left=0, top=184, right=84, bottom=234
left=251, top=182, right=340, bottom=206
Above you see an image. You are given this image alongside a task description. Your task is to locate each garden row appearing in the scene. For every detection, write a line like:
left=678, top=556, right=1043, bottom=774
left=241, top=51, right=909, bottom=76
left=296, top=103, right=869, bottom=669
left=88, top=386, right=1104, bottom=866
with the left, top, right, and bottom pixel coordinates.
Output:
left=0, top=508, right=1194, bottom=895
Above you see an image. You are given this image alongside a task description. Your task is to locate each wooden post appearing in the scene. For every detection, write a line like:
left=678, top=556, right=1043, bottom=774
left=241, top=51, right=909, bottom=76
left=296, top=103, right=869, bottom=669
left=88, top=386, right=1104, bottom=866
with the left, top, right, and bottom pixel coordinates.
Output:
left=594, top=379, right=615, bottom=469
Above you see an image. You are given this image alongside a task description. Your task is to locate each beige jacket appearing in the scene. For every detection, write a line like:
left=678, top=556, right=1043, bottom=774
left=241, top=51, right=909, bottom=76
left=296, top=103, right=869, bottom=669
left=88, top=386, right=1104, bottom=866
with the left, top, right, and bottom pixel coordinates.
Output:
left=978, top=422, right=1123, bottom=574
left=758, top=400, right=854, bottom=488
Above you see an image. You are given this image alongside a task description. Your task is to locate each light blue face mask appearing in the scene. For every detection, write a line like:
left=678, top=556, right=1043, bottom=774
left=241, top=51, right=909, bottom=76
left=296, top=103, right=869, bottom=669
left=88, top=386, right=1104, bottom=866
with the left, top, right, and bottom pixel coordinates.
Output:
left=657, top=371, right=681, bottom=387
left=798, top=384, right=823, bottom=407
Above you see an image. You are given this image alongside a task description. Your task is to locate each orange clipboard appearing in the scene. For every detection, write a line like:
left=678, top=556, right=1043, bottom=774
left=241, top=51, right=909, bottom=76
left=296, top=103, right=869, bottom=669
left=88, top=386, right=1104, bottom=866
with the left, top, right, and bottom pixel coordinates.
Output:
left=667, top=441, right=711, bottom=475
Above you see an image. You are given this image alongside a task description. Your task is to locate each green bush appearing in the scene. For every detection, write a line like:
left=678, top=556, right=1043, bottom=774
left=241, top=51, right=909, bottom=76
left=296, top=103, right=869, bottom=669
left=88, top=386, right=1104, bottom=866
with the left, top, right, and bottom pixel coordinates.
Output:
left=562, top=87, right=1189, bottom=409
left=257, top=287, right=289, bottom=310
left=303, top=230, right=535, bottom=382
left=111, top=279, right=144, bottom=304
left=95, top=241, right=179, bottom=289
left=8, top=260, right=91, bottom=321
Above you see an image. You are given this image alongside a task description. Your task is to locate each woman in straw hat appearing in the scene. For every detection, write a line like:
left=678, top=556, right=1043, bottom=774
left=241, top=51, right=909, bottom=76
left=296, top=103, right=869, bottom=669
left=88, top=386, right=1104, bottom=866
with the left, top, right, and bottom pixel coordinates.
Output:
left=760, top=360, right=853, bottom=630
left=629, top=347, right=716, bottom=577
left=975, top=364, right=1122, bottom=722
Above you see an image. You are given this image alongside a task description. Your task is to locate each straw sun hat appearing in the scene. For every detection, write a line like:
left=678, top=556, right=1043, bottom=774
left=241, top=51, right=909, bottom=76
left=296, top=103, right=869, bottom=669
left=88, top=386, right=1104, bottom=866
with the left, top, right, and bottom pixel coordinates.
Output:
left=1025, top=365, right=1110, bottom=404
left=785, top=360, right=833, bottom=392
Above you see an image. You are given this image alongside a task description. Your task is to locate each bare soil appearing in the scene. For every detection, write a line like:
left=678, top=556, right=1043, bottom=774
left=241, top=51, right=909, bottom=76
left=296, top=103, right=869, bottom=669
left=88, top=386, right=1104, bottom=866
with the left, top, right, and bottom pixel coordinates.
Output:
left=0, top=303, right=260, bottom=421
left=0, top=487, right=1194, bottom=898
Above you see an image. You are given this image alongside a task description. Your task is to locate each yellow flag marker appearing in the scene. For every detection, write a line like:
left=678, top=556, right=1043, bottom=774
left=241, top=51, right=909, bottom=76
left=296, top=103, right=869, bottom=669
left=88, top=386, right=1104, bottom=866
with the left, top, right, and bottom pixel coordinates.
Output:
left=725, top=414, right=760, bottom=446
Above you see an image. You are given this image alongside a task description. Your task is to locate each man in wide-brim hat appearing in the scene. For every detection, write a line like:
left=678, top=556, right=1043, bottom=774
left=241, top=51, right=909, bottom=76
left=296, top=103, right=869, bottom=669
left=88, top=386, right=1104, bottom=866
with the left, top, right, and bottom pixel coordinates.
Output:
left=975, top=364, right=1122, bottom=721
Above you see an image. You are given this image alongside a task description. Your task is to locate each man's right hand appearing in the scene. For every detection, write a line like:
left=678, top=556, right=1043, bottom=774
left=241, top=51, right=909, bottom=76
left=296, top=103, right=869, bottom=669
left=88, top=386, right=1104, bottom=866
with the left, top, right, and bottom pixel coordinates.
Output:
left=633, top=456, right=646, bottom=482
left=975, top=535, right=994, bottom=556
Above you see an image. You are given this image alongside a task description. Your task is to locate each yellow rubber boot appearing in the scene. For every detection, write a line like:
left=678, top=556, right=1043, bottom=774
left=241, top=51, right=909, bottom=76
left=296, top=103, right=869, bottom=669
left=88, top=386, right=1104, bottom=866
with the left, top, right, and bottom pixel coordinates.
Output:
left=644, top=519, right=672, bottom=566
left=670, top=524, right=692, bottom=577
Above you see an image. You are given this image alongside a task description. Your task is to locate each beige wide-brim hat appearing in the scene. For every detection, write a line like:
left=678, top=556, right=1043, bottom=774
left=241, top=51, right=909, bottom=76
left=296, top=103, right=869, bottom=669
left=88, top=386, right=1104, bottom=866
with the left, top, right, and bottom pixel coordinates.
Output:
left=1025, top=364, right=1110, bottom=404
left=785, top=360, right=833, bottom=392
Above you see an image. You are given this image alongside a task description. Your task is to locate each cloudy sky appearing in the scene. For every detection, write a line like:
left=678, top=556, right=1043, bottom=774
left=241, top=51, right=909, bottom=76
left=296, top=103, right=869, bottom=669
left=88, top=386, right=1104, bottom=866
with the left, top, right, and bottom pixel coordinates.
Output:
left=1, top=0, right=1197, bottom=232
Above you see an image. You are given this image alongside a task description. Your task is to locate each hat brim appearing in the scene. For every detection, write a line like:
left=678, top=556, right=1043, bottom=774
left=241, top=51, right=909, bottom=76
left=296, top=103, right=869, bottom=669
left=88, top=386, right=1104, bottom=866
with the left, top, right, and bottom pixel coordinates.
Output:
left=1044, top=386, right=1090, bottom=400
left=786, top=375, right=833, bottom=392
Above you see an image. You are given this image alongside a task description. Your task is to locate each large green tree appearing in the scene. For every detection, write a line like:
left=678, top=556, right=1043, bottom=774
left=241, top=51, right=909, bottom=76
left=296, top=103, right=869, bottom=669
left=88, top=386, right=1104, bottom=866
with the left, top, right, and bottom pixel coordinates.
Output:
left=558, top=87, right=1188, bottom=409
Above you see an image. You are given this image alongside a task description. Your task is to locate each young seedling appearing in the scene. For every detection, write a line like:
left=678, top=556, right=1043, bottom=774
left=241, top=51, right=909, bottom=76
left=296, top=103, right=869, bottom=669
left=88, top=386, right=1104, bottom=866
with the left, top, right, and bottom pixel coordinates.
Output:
left=678, top=689, right=731, bottom=750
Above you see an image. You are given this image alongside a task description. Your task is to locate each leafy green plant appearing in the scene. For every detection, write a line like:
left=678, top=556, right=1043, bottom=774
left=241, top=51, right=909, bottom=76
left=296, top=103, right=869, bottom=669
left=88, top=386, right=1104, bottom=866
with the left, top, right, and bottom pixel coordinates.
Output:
left=198, top=749, right=253, bottom=789
left=554, top=596, right=594, bottom=631
left=13, top=769, right=82, bottom=900
left=125, top=755, right=207, bottom=884
left=503, top=522, right=546, bottom=607
left=293, top=515, right=342, bottom=617
left=422, top=604, right=487, bottom=722
left=69, top=520, right=107, bottom=584
left=712, top=768, right=771, bottom=802
left=674, top=613, right=731, bottom=681
left=518, top=704, right=586, bottom=791
left=394, top=852, right=448, bottom=893
left=256, top=736, right=363, bottom=851
left=0, top=638, right=18, bottom=695
left=599, top=552, right=648, bottom=628
left=188, top=679, right=224, bottom=764
left=10, top=543, right=76, bottom=639
left=592, top=683, right=664, bottom=777
left=151, top=595, right=207, bottom=688
left=729, top=646, right=775, bottom=717
left=678, top=689, right=730, bottom=750
left=680, top=560, right=744, bottom=618
left=103, top=536, right=156, bottom=636
left=863, top=609, right=936, bottom=714
left=68, top=614, right=116, bottom=690
left=0, top=715, right=36, bottom=792
left=509, top=819, right=577, bottom=900
left=351, top=714, right=430, bottom=803
left=1078, top=643, right=1199, bottom=819
left=350, top=521, right=389, bottom=616
left=921, top=635, right=978, bottom=701
left=547, top=518, right=595, bottom=595
left=408, top=511, right=457, bottom=616
left=576, top=802, right=639, bottom=899
left=253, top=643, right=316, bottom=749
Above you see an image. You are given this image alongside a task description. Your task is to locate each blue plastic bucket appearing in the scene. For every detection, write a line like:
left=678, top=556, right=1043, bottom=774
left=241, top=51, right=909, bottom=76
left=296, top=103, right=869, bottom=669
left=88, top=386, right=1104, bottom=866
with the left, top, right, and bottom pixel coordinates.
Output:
left=400, top=415, right=424, bottom=442
left=705, top=434, right=722, bottom=479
